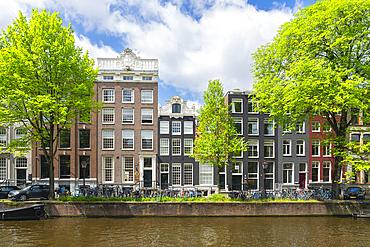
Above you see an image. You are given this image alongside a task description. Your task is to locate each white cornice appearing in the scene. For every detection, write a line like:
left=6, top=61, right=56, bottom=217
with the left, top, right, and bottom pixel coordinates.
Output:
left=158, top=95, right=196, bottom=118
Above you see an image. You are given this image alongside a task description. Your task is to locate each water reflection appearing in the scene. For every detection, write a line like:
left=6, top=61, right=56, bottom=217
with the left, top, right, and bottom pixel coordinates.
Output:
left=1, top=217, right=369, bottom=246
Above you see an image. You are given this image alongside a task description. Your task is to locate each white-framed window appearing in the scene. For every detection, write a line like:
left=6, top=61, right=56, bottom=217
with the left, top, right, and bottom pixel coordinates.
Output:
left=0, top=128, right=6, bottom=146
left=265, top=161, right=274, bottom=190
left=323, top=122, right=331, bottom=132
left=0, top=157, right=6, bottom=180
left=283, top=163, right=293, bottom=184
left=232, top=161, right=243, bottom=174
left=296, top=139, right=305, bottom=156
left=312, top=139, right=320, bottom=156
left=248, top=139, right=259, bottom=158
left=102, top=156, right=114, bottom=182
left=15, top=157, right=27, bottom=168
left=264, top=118, right=274, bottom=136
left=232, top=98, right=243, bottom=113
left=172, top=104, right=181, bottom=113
left=312, top=121, right=320, bottom=132
left=172, top=121, right=181, bottom=135
left=102, top=89, right=114, bottom=103
left=160, top=139, right=169, bottom=155
left=122, top=108, right=134, bottom=124
left=296, top=122, right=305, bottom=134
left=141, top=130, right=153, bottom=150
left=160, top=121, right=169, bottom=134
left=122, top=89, right=134, bottom=103
left=248, top=118, right=258, bottom=135
left=103, top=76, right=113, bottom=80
left=142, top=76, right=152, bottom=81
left=282, top=139, right=291, bottom=156
left=184, top=121, right=193, bottom=134
left=122, top=130, right=134, bottom=150
left=323, top=142, right=331, bottom=157
left=234, top=117, right=243, bottom=135
left=102, top=108, right=115, bottom=124
left=282, top=123, right=292, bottom=133
left=141, top=90, right=153, bottom=103
left=248, top=100, right=258, bottom=113
left=184, top=139, right=193, bottom=155
left=264, top=140, right=274, bottom=158
left=102, top=130, right=114, bottom=150
left=323, top=161, right=331, bottom=182
left=123, top=76, right=133, bottom=80
left=141, top=108, right=153, bottom=124
left=123, top=156, right=134, bottom=183
left=312, top=161, right=320, bottom=182
left=248, top=161, right=259, bottom=190
left=184, top=163, right=193, bottom=186
left=199, top=163, right=213, bottom=185
left=172, top=139, right=181, bottom=155
left=15, top=128, right=26, bottom=147
left=172, top=163, right=181, bottom=186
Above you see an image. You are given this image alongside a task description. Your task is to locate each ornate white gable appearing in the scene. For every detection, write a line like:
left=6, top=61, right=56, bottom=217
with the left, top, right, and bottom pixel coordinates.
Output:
left=158, top=95, right=196, bottom=118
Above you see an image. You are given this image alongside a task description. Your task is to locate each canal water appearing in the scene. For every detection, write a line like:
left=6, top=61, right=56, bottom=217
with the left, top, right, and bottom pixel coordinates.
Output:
left=1, top=217, right=369, bottom=246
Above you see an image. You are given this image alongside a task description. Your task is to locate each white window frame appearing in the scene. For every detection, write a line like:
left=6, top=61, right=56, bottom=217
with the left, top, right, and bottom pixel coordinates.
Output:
left=296, top=139, right=305, bottom=156
left=248, top=139, right=259, bottom=158
left=312, top=139, right=320, bottom=157
left=102, top=108, right=115, bottom=124
left=248, top=161, right=259, bottom=191
left=264, top=140, right=274, bottom=158
left=122, top=156, right=134, bottom=183
left=122, top=130, right=134, bottom=150
left=15, top=157, right=27, bottom=168
left=102, top=129, right=114, bottom=150
left=282, top=139, right=291, bottom=156
left=184, top=139, right=193, bottom=155
left=312, top=161, right=320, bottom=182
left=172, top=121, right=181, bottom=135
left=232, top=98, right=243, bottom=113
left=282, top=123, right=292, bottom=134
left=282, top=162, right=294, bottom=184
left=248, top=118, right=258, bottom=135
left=0, top=128, right=6, bottom=146
left=160, top=121, right=169, bottom=134
left=184, top=121, right=193, bottom=135
left=312, top=121, right=320, bottom=132
left=0, top=157, right=6, bottom=180
left=172, top=139, right=181, bottom=156
left=122, top=108, right=134, bottom=124
left=102, top=89, right=115, bottom=103
left=102, top=156, right=114, bottom=183
left=264, top=118, right=274, bottom=136
left=296, top=122, right=305, bottom=134
left=323, top=161, right=331, bottom=182
left=141, top=130, right=153, bottom=150
left=323, top=142, right=331, bottom=157
left=141, top=108, right=153, bottom=124
left=232, top=161, right=243, bottom=175
left=122, top=89, right=134, bottom=103
left=248, top=100, right=258, bottom=114
left=199, top=163, right=213, bottom=185
left=141, top=90, right=153, bottom=104
left=184, top=163, right=193, bottom=186
left=160, top=138, right=169, bottom=155
left=172, top=163, right=181, bottom=186
left=234, top=117, right=243, bottom=135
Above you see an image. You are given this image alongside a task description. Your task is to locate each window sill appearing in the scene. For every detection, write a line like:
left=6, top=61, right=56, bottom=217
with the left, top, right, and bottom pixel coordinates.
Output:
left=102, top=123, right=115, bottom=125
left=122, top=149, right=134, bottom=151
left=122, top=122, right=134, bottom=125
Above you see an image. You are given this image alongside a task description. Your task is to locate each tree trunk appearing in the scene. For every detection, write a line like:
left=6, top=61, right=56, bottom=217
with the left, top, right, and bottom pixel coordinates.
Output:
left=216, top=166, right=220, bottom=194
left=48, top=125, right=55, bottom=200
left=332, top=155, right=343, bottom=199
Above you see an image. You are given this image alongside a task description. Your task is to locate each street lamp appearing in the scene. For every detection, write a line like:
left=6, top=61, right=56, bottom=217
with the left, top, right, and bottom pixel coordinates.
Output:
left=262, top=160, right=269, bottom=198
left=81, top=160, right=87, bottom=196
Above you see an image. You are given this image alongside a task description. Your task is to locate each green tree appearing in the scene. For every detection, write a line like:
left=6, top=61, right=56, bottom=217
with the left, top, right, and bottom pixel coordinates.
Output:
left=0, top=9, right=101, bottom=198
left=251, top=0, right=370, bottom=198
left=191, top=79, right=248, bottom=193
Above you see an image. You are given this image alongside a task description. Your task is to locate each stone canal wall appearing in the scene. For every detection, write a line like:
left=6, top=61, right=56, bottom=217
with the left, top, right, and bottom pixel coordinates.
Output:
left=2, top=201, right=369, bottom=217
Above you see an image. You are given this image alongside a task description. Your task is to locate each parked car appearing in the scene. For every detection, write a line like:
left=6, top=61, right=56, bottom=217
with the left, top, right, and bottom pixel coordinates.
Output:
left=8, top=185, right=50, bottom=201
left=0, top=186, right=21, bottom=199
left=344, top=187, right=365, bottom=200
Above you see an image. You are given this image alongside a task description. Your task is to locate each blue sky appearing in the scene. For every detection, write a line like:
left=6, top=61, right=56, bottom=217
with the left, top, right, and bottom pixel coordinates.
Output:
left=0, top=0, right=316, bottom=109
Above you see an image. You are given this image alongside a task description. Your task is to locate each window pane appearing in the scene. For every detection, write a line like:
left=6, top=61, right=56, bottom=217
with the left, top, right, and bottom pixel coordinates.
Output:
left=79, top=130, right=90, bottom=149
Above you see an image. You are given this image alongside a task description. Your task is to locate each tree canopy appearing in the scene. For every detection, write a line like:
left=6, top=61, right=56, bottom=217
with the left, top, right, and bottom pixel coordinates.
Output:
left=191, top=79, right=248, bottom=192
left=0, top=9, right=101, bottom=196
left=251, top=0, right=370, bottom=197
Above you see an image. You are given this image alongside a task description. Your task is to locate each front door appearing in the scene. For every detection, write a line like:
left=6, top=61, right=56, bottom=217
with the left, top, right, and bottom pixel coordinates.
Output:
left=16, top=169, right=26, bottom=186
left=161, top=173, right=168, bottom=190
left=299, top=173, right=306, bottom=189
left=144, top=170, right=152, bottom=187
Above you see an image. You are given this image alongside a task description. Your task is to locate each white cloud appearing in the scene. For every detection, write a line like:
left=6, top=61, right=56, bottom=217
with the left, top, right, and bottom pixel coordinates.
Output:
left=0, top=0, right=299, bottom=96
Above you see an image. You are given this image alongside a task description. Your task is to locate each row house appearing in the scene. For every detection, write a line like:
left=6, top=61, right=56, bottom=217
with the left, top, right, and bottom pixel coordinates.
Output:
left=158, top=96, right=200, bottom=191
left=0, top=124, right=32, bottom=187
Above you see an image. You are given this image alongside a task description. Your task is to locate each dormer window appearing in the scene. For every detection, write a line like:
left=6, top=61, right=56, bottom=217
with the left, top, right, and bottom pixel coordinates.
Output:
left=172, top=104, right=181, bottom=113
